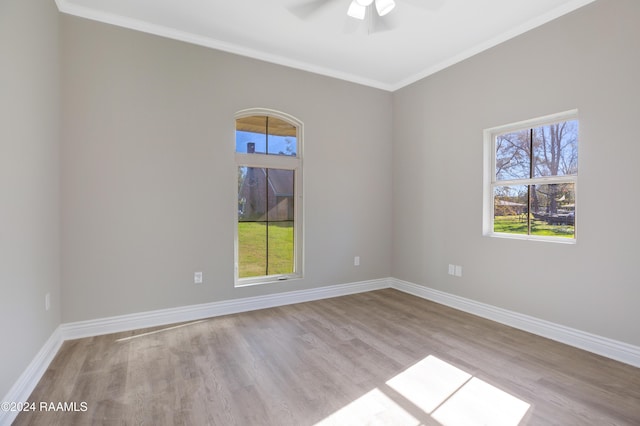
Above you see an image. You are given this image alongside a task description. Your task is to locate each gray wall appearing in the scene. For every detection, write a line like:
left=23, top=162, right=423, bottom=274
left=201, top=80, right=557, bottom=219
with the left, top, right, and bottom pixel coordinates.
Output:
left=3, top=0, right=638, bottom=400
left=392, top=0, right=640, bottom=345
left=0, top=0, right=61, bottom=398
left=60, top=16, right=393, bottom=322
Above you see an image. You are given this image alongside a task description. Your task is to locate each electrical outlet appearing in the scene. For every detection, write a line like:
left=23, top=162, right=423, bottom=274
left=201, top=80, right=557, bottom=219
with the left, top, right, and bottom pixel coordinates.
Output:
left=448, top=264, right=463, bottom=277
left=354, top=256, right=360, bottom=266
left=45, top=293, right=50, bottom=311
left=194, top=272, right=203, bottom=284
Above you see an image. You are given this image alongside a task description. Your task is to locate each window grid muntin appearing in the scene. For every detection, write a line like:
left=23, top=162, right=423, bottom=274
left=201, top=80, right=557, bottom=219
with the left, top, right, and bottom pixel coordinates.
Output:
left=234, top=109, right=303, bottom=286
left=485, top=110, right=578, bottom=242
left=238, top=166, right=295, bottom=278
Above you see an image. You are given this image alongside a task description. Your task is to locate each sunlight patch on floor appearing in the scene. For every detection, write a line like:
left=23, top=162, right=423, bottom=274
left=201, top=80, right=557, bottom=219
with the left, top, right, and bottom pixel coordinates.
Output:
left=316, top=388, right=420, bottom=425
left=316, top=355, right=530, bottom=425
left=114, top=320, right=206, bottom=342
left=432, top=376, right=531, bottom=425
left=387, top=355, right=472, bottom=413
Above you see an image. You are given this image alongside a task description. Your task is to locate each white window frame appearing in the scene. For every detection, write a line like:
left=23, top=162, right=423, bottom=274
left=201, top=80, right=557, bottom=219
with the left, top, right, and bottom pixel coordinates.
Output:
left=234, top=108, right=304, bottom=286
left=483, top=110, right=578, bottom=243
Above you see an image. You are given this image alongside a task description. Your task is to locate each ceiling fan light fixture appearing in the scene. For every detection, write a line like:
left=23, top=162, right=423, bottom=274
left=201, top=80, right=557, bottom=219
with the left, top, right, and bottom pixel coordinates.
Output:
left=347, top=1, right=367, bottom=20
left=355, top=0, right=374, bottom=6
left=375, top=0, right=396, bottom=16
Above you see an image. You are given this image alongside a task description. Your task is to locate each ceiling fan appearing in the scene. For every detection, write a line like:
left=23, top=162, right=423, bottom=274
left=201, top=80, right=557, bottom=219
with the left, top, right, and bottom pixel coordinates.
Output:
left=288, top=0, right=444, bottom=33
left=347, top=0, right=396, bottom=20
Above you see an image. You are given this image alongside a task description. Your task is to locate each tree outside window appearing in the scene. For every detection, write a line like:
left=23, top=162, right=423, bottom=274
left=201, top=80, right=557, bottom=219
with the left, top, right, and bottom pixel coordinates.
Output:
left=485, top=111, right=578, bottom=241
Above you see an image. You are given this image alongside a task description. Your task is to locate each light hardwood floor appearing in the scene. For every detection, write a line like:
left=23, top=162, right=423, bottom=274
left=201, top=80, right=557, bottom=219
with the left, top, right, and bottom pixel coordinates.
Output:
left=15, top=289, right=640, bottom=425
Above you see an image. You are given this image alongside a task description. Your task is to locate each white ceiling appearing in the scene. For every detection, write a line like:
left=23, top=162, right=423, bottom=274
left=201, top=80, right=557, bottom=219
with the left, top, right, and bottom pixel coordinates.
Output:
left=55, top=0, right=597, bottom=91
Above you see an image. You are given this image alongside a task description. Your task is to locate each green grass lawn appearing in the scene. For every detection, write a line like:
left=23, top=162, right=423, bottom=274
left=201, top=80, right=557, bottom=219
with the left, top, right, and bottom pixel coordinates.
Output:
left=238, top=221, right=294, bottom=278
left=494, top=215, right=574, bottom=238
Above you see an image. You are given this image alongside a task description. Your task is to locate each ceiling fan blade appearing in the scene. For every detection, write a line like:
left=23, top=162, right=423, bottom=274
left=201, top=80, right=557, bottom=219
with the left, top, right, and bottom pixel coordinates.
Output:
left=342, top=5, right=397, bottom=35
left=288, top=0, right=340, bottom=20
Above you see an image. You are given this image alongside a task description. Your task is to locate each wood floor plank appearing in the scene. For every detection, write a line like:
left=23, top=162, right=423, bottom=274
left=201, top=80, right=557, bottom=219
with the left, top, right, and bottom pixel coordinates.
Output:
left=14, top=289, right=640, bottom=425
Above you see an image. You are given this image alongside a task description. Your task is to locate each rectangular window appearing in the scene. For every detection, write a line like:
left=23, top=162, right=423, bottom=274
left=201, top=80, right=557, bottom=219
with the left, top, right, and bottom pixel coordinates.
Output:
left=235, top=111, right=302, bottom=285
left=238, top=167, right=295, bottom=278
left=484, top=111, right=578, bottom=242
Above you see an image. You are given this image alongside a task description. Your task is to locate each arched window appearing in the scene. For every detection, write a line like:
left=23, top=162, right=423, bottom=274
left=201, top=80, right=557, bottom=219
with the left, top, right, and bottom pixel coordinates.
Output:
left=235, top=109, right=303, bottom=285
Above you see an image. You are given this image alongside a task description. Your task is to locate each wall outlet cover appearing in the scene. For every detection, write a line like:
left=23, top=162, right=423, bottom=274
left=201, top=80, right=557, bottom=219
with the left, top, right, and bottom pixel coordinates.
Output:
left=455, top=265, right=463, bottom=277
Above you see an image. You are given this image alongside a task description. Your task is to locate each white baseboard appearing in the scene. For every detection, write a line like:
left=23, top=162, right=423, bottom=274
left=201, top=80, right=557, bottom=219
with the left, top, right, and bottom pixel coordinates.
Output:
left=1, top=279, right=387, bottom=426
left=61, top=278, right=390, bottom=340
left=389, top=278, right=640, bottom=369
left=5, top=276, right=639, bottom=426
left=61, top=275, right=639, bottom=368
left=0, top=327, right=63, bottom=426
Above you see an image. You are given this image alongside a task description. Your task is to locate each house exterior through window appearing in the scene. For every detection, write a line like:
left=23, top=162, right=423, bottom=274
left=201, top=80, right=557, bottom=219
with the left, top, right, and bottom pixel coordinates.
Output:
left=483, top=110, right=578, bottom=242
left=234, top=109, right=303, bottom=285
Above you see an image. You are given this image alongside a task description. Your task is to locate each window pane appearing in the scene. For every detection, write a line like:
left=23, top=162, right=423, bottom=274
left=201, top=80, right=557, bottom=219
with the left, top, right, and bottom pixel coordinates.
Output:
left=267, top=221, right=294, bottom=275
left=236, top=130, right=266, bottom=154
left=238, top=222, right=267, bottom=278
left=238, top=167, right=295, bottom=278
left=495, top=129, right=530, bottom=181
left=235, top=115, right=297, bottom=156
left=238, top=167, right=267, bottom=221
left=265, top=168, right=294, bottom=275
left=532, top=120, right=578, bottom=177
left=236, top=116, right=267, bottom=154
left=266, top=169, right=294, bottom=222
left=494, top=185, right=529, bottom=235
left=266, top=117, right=297, bottom=156
left=530, top=183, right=575, bottom=238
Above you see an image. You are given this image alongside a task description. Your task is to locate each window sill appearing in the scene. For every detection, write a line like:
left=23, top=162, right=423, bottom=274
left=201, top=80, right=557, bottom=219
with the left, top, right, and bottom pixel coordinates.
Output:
left=485, top=232, right=576, bottom=244
left=235, top=274, right=303, bottom=288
